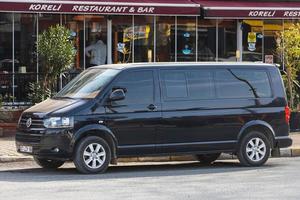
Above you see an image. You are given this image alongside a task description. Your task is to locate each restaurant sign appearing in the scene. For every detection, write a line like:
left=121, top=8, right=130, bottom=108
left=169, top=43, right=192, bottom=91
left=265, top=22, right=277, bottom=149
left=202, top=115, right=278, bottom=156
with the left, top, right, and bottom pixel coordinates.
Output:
left=205, top=9, right=300, bottom=18
left=0, top=1, right=199, bottom=15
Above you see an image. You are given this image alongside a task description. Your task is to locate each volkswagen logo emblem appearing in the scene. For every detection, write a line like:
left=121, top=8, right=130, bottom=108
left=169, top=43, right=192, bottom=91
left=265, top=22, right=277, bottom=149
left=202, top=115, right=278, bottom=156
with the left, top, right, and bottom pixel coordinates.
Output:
left=26, top=118, right=32, bottom=128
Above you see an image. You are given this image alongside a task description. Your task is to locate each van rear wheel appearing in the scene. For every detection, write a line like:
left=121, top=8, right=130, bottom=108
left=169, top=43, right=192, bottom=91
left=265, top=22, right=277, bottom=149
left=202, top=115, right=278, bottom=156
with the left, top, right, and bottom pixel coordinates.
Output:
left=34, top=157, right=65, bottom=169
left=237, top=131, right=271, bottom=167
left=195, top=153, right=221, bottom=164
left=74, top=136, right=111, bottom=174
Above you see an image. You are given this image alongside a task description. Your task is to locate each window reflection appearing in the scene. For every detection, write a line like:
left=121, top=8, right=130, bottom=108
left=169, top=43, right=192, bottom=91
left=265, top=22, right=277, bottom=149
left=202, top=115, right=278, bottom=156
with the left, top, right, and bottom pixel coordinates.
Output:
left=215, top=69, right=272, bottom=99
left=14, top=14, right=37, bottom=73
left=0, top=13, right=13, bottom=102
left=156, top=16, right=175, bottom=62
left=263, top=20, right=283, bottom=64
left=13, top=14, right=38, bottom=102
left=134, top=16, right=154, bottom=62
left=62, top=15, right=84, bottom=70
left=177, top=17, right=196, bottom=62
left=0, top=13, right=13, bottom=73
left=198, top=19, right=216, bottom=61
left=112, top=16, right=133, bottom=64
left=218, top=20, right=237, bottom=62
left=85, top=15, right=107, bottom=67
left=242, top=20, right=263, bottom=62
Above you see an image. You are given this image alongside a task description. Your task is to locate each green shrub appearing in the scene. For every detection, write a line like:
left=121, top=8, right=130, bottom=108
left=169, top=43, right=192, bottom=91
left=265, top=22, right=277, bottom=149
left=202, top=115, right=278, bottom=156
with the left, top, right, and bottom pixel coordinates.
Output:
left=28, top=82, right=52, bottom=105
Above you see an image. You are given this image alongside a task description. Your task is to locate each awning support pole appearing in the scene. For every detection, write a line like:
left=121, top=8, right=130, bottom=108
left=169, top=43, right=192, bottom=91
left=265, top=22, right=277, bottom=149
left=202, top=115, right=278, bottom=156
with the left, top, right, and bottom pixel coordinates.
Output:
left=107, top=17, right=112, bottom=64
left=237, top=20, right=243, bottom=62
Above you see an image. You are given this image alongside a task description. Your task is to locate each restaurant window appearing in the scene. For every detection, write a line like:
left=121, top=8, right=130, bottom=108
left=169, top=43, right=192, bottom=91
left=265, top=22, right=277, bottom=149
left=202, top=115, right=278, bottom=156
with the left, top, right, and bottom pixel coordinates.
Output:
left=198, top=19, right=216, bottom=61
left=156, top=16, right=175, bottom=62
left=62, top=15, right=84, bottom=70
left=177, top=17, right=196, bottom=62
left=112, top=16, right=133, bottom=64
left=242, top=20, right=263, bottom=62
left=0, top=13, right=13, bottom=102
left=14, top=13, right=38, bottom=102
left=263, top=20, right=283, bottom=65
left=85, top=15, right=107, bottom=68
left=38, top=14, right=61, bottom=32
left=14, top=14, right=37, bottom=73
left=218, top=20, right=237, bottom=62
left=134, top=16, right=154, bottom=62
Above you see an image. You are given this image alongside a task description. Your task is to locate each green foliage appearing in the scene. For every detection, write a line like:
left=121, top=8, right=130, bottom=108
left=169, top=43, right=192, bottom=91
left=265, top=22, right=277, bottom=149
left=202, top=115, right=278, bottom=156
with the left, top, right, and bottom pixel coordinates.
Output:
left=277, top=23, right=300, bottom=109
left=1, top=94, right=14, bottom=103
left=30, top=24, right=75, bottom=104
left=282, top=74, right=300, bottom=109
left=38, top=24, right=76, bottom=88
left=27, top=82, right=52, bottom=105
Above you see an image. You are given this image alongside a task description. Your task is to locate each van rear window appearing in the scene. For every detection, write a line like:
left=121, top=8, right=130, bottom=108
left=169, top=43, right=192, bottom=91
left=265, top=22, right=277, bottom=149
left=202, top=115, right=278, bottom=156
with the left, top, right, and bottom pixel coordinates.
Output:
left=215, top=69, right=272, bottom=99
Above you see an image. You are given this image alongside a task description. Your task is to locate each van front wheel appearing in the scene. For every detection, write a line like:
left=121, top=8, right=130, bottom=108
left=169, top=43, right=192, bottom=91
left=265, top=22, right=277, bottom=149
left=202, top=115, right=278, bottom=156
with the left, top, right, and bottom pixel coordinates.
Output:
left=237, top=131, right=271, bottom=167
left=74, top=136, right=111, bottom=174
left=195, top=153, right=221, bottom=164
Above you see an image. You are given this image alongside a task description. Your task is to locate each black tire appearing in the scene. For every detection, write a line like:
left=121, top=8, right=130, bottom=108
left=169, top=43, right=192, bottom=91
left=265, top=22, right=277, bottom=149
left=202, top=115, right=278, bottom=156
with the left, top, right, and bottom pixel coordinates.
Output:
left=195, top=153, right=221, bottom=164
left=237, top=131, right=271, bottom=167
left=34, top=157, right=65, bottom=169
left=73, top=136, right=111, bottom=174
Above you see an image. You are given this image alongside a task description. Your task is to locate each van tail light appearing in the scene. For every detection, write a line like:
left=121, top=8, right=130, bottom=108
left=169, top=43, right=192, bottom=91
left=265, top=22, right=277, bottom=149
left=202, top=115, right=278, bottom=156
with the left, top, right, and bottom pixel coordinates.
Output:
left=285, top=106, right=291, bottom=124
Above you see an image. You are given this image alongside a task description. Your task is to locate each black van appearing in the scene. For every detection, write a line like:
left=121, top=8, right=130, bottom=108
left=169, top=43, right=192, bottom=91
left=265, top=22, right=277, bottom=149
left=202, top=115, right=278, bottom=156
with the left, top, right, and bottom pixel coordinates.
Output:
left=16, top=63, right=292, bottom=174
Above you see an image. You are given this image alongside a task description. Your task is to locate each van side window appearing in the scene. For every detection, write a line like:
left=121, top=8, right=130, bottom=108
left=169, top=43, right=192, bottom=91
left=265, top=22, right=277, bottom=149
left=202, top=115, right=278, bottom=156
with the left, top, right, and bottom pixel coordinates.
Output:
left=215, top=69, right=272, bottom=99
left=187, top=70, right=214, bottom=100
left=113, top=70, right=154, bottom=104
left=161, top=69, right=214, bottom=100
left=161, top=70, right=188, bottom=99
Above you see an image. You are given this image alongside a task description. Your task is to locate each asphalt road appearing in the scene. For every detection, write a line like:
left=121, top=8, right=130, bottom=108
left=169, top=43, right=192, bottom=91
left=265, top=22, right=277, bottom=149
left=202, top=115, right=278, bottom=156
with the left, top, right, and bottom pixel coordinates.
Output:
left=0, top=158, right=300, bottom=200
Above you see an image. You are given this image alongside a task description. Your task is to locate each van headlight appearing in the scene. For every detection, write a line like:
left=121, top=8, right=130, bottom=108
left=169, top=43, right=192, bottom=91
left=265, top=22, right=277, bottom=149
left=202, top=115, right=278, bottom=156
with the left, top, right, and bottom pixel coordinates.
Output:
left=43, top=117, right=74, bottom=128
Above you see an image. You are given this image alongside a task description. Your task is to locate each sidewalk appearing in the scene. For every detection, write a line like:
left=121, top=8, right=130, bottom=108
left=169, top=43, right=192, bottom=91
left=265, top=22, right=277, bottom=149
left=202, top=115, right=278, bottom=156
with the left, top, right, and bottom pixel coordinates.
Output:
left=1, top=133, right=300, bottom=163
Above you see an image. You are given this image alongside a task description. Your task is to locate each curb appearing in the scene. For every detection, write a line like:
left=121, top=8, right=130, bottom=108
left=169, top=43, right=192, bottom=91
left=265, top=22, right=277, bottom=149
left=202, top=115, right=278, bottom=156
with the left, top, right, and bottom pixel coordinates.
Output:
left=1, top=148, right=300, bottom=163
left=0, top=156, right=33, bottom=163
left=278, top=147, right=300, bottom=157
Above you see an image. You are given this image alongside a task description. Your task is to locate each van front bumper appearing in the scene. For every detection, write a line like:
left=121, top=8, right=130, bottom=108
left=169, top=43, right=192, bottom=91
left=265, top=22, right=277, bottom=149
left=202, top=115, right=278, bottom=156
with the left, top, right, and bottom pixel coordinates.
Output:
left=275, top=136, right=293, bottom=148
left=15, top=128, right=74, bottom=161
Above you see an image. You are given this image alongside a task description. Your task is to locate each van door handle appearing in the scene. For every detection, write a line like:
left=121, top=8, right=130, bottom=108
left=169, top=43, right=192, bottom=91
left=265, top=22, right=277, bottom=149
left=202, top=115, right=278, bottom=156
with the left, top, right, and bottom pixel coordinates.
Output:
left=147, top=104, right=157, bottom=111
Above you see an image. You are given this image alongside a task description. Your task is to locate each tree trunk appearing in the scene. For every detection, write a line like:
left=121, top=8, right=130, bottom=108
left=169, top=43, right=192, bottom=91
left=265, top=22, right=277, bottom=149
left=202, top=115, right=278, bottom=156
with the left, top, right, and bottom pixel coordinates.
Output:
left=287, top=67, right=294, bottom=108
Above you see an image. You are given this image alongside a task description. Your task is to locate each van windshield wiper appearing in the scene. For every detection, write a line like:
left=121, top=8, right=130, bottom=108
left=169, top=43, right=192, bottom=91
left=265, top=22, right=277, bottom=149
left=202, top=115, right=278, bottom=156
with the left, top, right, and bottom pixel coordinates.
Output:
left=52, top=96, right=76, bottom=100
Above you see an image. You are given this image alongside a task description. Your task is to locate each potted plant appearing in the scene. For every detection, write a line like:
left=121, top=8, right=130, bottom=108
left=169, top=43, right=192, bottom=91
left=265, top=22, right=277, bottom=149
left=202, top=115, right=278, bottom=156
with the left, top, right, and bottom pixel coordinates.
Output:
left=28, top=24, right=76, bottom=105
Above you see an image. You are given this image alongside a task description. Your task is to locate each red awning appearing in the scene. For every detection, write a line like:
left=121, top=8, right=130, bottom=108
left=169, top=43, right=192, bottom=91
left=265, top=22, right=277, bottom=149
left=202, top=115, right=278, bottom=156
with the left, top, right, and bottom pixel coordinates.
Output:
left=0, top=0, right=200, bottom=15
left=194, top=0, right=300, bottom=19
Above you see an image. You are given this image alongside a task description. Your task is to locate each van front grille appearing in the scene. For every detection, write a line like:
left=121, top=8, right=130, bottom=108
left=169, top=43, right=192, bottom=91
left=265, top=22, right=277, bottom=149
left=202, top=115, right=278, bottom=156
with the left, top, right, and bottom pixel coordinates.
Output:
left=19, top=115, right=45, bottom=130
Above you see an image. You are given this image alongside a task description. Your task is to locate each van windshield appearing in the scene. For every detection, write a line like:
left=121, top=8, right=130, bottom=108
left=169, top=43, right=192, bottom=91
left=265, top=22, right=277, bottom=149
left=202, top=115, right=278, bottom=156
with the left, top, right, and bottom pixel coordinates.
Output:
left=54, top=68, right=119, bottom=99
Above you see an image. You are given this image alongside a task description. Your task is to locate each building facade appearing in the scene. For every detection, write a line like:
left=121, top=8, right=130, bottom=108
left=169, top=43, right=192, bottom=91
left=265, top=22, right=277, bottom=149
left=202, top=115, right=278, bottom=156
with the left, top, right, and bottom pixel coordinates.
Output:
left=0, top=0, right=300, bottom=104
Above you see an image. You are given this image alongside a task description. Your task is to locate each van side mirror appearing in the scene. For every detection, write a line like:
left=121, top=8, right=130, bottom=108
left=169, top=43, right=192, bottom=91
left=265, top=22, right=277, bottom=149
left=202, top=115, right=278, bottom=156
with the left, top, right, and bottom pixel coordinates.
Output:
left=109, top=89, right=125, bottom=101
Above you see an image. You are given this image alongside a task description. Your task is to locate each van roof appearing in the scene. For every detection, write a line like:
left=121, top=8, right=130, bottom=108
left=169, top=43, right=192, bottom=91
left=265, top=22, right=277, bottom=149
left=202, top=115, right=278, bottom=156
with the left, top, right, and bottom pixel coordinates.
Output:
left=90, top=62, right=277, bottom=70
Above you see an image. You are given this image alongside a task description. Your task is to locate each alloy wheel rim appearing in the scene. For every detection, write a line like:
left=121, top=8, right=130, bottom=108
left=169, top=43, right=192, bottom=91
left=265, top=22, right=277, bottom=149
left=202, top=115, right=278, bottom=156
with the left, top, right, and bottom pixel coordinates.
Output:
left=246, top=137, right=266, bottom=162
left=83, top=143, right=106, bottom=169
